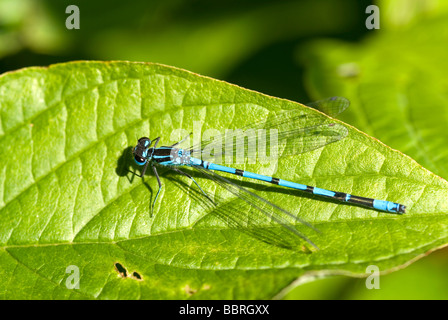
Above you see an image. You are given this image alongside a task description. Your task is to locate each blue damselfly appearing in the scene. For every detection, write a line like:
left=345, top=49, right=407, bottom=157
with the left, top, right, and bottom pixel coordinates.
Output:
left=132, top=97, right=406, bottom=249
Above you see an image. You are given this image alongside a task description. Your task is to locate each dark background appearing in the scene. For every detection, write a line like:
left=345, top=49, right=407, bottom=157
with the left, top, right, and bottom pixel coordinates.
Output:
left=0, top=0, right=373, bottom=103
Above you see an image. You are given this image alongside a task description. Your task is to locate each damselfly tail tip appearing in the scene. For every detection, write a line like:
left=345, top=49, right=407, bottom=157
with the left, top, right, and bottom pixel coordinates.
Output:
left=398, top=204, right=406, bottom=214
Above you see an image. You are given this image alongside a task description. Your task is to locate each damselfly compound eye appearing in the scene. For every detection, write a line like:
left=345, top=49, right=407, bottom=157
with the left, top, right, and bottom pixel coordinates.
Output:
left=134, top=155, right=146, bottom=165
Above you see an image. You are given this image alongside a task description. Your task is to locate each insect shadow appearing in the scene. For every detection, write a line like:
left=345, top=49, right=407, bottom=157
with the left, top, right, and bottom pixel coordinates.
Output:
left=116, top=146, right=159, bottom=204
left=116, top=146, right=138, bottom=182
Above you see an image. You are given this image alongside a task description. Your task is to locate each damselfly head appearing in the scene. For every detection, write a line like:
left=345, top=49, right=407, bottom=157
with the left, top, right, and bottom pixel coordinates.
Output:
left=133, top=137, right=151, bottom=166
left=137, top=137, right=151, bottom=147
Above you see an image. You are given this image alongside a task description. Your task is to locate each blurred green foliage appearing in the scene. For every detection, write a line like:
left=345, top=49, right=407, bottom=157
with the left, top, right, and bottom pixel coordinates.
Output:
left=1, top=0, right=447, bottom=299
left=0, top=0, right=371, bottom=101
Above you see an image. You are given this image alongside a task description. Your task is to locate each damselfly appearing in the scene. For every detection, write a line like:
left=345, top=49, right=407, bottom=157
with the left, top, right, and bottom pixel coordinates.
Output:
left=132, top=97, right=406, bottom=249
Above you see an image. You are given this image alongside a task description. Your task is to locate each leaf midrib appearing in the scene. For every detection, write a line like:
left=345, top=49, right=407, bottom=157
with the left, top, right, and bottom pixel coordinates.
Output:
left=2, top=212, right=447, bottom=249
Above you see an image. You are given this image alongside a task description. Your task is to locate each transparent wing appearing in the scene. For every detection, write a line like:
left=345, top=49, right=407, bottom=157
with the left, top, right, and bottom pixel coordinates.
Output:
left=191, top=165, right=319, bottom=250
left=306, top=96, right=350, bottom=117
left=162, top=166, right=310, bottom=250
left=187, top=97, right=349, bottom=162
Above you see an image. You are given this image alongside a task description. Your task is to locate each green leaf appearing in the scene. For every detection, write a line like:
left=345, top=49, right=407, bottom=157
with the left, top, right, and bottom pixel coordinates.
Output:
left=1, top=61, right=447, bottom=299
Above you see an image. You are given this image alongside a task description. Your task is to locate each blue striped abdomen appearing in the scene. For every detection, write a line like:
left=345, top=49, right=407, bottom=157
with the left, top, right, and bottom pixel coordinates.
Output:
left=189, top=157, right=405, bottom=214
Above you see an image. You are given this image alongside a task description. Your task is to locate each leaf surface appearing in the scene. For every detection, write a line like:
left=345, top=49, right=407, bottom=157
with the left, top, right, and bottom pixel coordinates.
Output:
left=0, top=61, right=447, bottom=299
